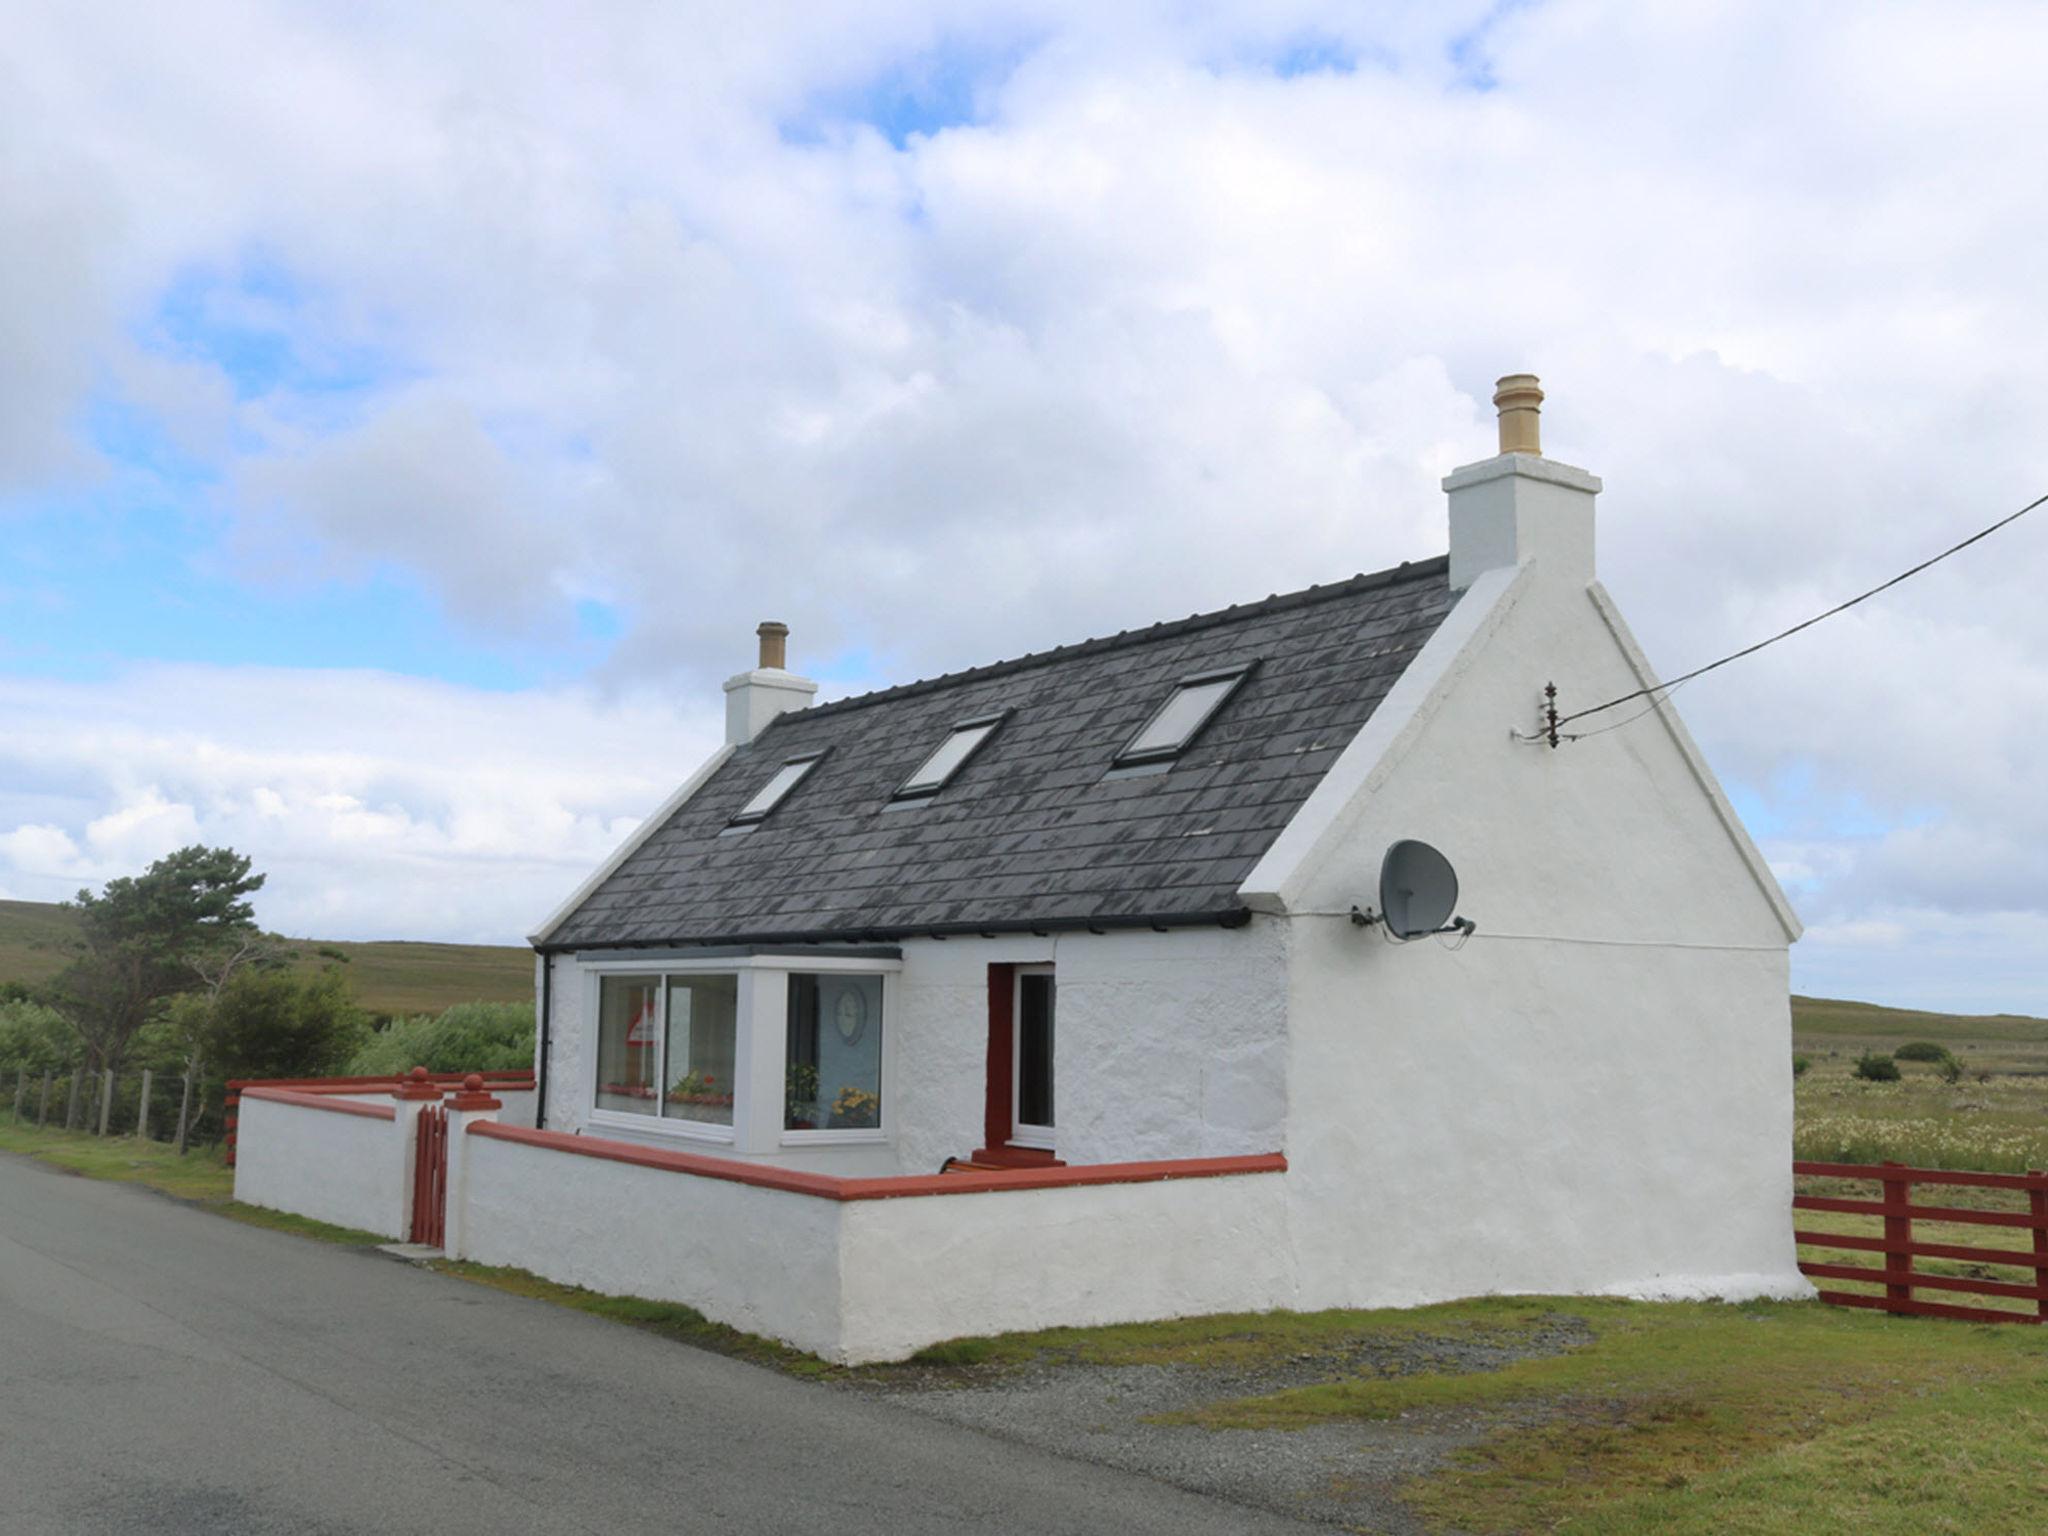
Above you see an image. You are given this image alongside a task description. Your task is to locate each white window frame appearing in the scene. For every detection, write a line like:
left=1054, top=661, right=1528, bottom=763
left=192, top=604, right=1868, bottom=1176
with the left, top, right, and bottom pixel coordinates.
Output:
left=578, top=952, right=899, bottom=1154
left=728, top=750, right=825, bottom=826
left=891, top=711, right=1007, bottom=801
left=1113, top=663, right=1255, bottom=767
left=779, top=965, right=896, bottom=1148
left=1010, top=965, right=1055, bottom=1151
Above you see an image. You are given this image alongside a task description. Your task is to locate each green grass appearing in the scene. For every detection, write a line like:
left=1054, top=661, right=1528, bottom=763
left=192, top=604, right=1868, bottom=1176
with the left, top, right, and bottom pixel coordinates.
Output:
left=1148, top=1296, right=2048, bottom=1534
left=907, top=1295, right=1559, bottom=1370
left=428, top=1260, right=834, bottom=1377
left=0, top=1118, right=385, bottom=1245
left=0, top=897, right=531, bottom=1017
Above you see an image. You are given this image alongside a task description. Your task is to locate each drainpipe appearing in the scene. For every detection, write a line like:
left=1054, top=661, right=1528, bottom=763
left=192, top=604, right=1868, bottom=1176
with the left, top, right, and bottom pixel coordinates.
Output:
left=534, top=951, right=552, bottom=1130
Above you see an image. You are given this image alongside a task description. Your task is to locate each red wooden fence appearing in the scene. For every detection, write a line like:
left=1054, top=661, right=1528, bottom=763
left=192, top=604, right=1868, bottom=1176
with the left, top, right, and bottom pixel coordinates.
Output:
left=410, top=1104, right=449, bottom=1247
left=1794, top=1159, right=2048, bottom=1324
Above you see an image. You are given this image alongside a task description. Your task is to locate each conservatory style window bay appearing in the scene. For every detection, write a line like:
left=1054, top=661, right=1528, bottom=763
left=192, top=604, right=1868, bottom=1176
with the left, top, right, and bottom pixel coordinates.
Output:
left=594, top=973, right=738, bottom=1129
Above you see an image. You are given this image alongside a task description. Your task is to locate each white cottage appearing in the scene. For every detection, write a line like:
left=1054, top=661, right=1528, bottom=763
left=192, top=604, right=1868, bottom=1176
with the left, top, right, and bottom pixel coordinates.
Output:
left=238, top=377, right=1807, bottom=1356
left=490, top=375, right=1809, bottom=1354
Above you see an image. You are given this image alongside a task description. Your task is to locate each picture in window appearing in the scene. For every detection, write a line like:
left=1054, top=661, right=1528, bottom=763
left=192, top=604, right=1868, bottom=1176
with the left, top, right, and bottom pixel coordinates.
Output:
left=785, top=973, right=883, bottom=1131
left=594, top=976, right=661, bottom=1116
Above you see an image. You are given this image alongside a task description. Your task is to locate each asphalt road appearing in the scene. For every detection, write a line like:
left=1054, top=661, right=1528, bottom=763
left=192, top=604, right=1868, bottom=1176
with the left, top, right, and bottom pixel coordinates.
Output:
left=0, top=1152, right=1328, bottom=1535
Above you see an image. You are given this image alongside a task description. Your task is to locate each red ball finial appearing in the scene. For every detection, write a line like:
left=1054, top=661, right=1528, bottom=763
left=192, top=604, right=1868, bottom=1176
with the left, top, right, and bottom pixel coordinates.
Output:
left=410, top=1066, right=430, bottom=1082
left=464, top=1074, right=484, bottom=1093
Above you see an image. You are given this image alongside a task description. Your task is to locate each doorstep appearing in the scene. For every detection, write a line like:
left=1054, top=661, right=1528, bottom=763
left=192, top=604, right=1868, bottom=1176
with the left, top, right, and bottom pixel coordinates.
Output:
left=377, top=1243, right=444, bottom=1262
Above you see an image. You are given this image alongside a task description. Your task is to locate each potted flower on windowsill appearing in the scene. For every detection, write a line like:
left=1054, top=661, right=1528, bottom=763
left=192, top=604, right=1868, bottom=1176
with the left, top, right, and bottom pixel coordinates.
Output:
left=785, top=1061, right=821, bottom=1130
left=830, top=1086, right=879, bottom=1130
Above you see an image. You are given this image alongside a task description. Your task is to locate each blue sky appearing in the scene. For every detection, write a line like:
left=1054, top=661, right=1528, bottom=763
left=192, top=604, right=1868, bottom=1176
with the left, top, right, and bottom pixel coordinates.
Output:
left=2, top=1, right=2043, bottom=1012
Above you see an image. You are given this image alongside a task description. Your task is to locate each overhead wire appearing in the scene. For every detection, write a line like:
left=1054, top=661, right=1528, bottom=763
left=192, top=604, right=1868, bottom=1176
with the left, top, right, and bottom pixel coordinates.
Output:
left=1552, top=487, right=2048, bottom=732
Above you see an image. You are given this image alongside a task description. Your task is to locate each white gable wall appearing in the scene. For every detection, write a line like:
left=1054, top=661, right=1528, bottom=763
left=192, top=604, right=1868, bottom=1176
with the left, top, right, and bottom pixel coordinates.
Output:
left=1266, top=554, right=1807, bottom=1309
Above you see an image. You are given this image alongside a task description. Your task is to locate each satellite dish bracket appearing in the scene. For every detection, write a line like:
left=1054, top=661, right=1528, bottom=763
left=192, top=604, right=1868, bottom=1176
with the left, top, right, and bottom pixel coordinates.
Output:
left=1350, top=905, right=1476, bottom=941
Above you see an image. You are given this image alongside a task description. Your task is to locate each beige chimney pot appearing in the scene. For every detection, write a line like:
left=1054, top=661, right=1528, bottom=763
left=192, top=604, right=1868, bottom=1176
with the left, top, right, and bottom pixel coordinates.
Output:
left=756, top=621, right=790, bottom=671
left=1493, top=373, right=1544, bottom=456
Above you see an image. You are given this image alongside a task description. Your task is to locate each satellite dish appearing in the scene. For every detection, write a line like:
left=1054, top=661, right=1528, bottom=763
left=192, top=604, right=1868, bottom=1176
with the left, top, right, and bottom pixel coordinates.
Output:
left=1350, top=838, right=1471, bottom=942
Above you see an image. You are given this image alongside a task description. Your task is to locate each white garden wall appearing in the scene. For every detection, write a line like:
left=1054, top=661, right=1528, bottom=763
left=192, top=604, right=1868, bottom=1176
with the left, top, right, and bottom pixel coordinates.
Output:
left=232, top=1092, right=406, bottom=1239
left=449, top=1123, right=1293, bottom=1363
left=457, top=1127, right=845, bottom=1354
left=836, top=1168, right=1295, bottom=1362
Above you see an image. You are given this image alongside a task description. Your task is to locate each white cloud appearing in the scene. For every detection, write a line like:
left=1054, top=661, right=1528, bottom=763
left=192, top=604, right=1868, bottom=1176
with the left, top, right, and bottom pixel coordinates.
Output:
left=0, top=666, right=718, bottom=943
left=4, top=2, right=2048, bottom=1006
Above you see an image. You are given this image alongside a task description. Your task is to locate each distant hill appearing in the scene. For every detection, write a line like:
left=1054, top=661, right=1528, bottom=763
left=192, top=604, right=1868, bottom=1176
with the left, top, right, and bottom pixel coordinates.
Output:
left=1789, top=993, right=2048, bottom=1046
left=0, top=898, right=531, bottom=1018
left=5, top=896, right=2042, bottom=1037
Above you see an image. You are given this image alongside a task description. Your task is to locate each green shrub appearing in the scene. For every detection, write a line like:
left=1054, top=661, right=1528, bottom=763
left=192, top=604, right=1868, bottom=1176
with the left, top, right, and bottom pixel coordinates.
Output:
left=1937, top=1053, right=1965, bottom=1085
left=1852, top=1051, right=1901, bottom=1083
left=0, top=998, right=75, bottom=1075
left=345, top=1000, right=534, bottom=1076
left=1792, top=1053, right=1811, bottom=1077
left=1894, top=1041, right=1952, bottom=1063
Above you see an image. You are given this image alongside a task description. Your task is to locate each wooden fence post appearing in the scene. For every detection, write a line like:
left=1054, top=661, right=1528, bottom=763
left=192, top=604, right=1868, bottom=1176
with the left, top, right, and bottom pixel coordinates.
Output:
left=175, top=1060, right=197, bottom=1156
left=1882, top=1161, right=1912, bottom=1312
left=38, top=1071, right=52, bottom=1127
left=2030, top=1169, right=2047, bottom=1325
left=137, top=1069, right=153, bottom=1141
left=97, top=1070, right=115, bottom=1136
left=65, top=1070, right=82, bottom=1130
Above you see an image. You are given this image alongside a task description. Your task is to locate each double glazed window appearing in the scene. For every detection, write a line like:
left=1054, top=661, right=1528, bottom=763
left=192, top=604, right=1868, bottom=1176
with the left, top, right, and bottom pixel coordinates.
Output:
left=784, top=974, right=884, bottom=1130
left=594, top=974, right=739, bottom=1126
left=592, top=964, right=888, bottom=1141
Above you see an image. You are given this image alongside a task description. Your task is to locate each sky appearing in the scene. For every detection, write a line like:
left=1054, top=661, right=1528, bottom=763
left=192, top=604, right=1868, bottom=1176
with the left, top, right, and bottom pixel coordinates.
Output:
left=4, top=1, right=2046, bottom=1013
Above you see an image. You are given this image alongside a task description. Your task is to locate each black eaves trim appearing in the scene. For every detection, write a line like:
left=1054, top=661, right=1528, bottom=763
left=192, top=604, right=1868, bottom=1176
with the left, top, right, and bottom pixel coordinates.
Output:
left=538, top=906, right=1256, bottom=956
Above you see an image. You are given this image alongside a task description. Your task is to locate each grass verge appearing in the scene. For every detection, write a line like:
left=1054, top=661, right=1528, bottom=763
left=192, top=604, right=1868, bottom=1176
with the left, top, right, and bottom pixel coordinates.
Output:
left=1153, top=1296, right=2048, bottom=1534
left=426, top=1259, right=835, bottom=1377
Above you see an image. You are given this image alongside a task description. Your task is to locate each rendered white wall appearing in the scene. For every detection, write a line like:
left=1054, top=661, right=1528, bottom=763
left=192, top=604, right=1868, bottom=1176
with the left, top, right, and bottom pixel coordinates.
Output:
left=232, top=1097, right=405, bottom=1239
left=538, top=926, right=1286, bottom=1175
left=1271, top=555, right=1806, bottom=1308
left=454, top=1131, right=845, bottom=1357
left=838, top=1172, right=1295, bottom=1362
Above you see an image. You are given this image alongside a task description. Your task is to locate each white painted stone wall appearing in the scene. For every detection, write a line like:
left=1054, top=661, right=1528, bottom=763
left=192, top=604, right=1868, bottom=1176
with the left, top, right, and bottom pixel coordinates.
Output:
left=836, top=1172, right=1295, bottom=1362
left=449, top=1123, right=1292, bottom=1362
left=454, top=1130, right=846, bottom=1355
left=232, top=1096, right=406, bottom=1239
left=537, top=925, right=1287, bottom=1176
left=1264, top=553, right=1807, bottom=1308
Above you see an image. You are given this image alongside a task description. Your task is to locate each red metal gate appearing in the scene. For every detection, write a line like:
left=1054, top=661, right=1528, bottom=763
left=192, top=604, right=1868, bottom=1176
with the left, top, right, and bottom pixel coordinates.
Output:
left=411, top=1104, right=449, bottom=1247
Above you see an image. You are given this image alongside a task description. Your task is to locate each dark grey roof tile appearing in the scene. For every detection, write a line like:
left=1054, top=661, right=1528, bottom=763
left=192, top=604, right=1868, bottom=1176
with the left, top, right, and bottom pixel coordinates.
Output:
left=546, top=556, right=1453, bottom=947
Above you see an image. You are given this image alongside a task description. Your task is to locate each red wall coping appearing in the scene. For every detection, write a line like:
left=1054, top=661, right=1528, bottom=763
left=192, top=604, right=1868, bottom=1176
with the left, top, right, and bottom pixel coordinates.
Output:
left=228, top=1071, right=533, bottom=1092
left=468, top=1121, right=1285, bottom=1203
left=240, top=1086, right=398, bottom=1122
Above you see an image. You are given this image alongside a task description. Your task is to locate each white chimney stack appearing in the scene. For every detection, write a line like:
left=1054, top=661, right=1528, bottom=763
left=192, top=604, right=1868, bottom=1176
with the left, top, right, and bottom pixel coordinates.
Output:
left=723, top=620, right=818, bottom=746
left=1444, top=373, right=1601, bottom=592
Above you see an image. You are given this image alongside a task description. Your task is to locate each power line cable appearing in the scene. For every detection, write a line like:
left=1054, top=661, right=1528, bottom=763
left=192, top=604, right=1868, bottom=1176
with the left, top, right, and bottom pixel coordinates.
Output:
left=1554, top=488, right=2048, bottom=730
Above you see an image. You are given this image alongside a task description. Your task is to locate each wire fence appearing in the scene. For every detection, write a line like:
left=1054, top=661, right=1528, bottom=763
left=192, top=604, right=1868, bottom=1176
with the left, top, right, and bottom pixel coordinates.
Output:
left=6, top=1063, right=211, bottom=1150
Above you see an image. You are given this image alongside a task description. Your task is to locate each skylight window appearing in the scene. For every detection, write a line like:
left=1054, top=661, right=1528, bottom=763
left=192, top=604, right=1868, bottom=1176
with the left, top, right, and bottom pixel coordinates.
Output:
left=1116, top=665, right=1254, bottom=766
left=730, top=751, right=824, bottom=825
left=894, top=712, right=1005, bottom=800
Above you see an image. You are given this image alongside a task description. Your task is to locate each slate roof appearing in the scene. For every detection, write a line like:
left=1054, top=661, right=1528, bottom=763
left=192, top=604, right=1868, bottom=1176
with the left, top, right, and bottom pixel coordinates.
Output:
left=546, top=555, right=1455, bottom=949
